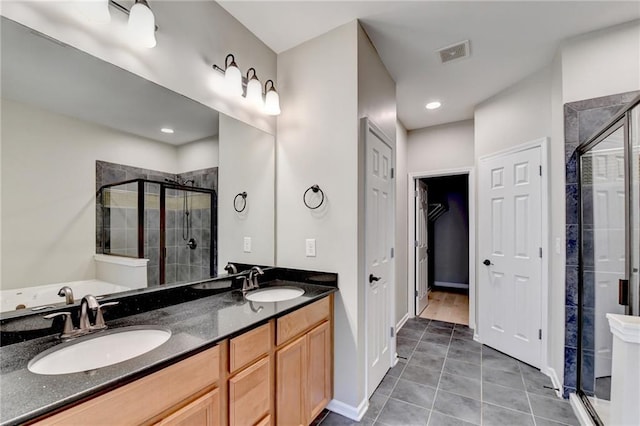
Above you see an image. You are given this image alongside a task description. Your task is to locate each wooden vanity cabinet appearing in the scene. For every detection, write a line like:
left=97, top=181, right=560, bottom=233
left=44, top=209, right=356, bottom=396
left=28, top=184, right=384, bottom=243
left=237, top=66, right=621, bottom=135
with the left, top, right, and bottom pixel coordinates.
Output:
left=28, top=294, right=333, bottom=426
left=228, top=323, right=272, bottom=426
left=276, top=297, right=333, bottom=426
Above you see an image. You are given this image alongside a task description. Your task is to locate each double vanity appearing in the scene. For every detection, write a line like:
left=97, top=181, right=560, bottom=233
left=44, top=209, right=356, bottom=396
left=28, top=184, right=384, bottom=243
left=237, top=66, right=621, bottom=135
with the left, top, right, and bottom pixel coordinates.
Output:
left=0, top=267, right=337, bottom=426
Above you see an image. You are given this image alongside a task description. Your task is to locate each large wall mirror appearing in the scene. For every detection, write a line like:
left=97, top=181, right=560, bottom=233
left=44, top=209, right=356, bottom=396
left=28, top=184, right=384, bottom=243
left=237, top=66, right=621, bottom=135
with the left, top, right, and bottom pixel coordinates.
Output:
left=0, top=17, right=275, bottom=315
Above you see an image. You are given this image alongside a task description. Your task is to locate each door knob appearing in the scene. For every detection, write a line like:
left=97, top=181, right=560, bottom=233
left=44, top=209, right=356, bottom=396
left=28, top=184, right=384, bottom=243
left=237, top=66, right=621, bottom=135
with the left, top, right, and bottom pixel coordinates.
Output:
left=483, top=259, right=493, bottom=266
left=369, top=274, right=381, bottom=283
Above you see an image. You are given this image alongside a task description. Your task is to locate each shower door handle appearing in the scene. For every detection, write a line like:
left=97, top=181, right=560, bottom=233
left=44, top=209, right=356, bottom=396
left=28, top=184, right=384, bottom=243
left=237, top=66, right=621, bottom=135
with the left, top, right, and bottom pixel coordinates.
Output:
left=619, top=279, right=629, bottom=306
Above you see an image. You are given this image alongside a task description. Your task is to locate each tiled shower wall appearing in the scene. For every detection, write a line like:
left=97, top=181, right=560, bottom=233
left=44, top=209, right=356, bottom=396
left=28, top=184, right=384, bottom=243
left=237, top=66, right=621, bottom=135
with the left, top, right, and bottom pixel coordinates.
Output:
left=563, top=90, right=639, bottom=397
left=96, top=161, right=218, bottom=286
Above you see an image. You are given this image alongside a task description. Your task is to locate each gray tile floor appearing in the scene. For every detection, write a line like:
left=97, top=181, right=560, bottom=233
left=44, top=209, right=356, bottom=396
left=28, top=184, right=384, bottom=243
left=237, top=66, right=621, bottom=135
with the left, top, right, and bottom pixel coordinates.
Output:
left=317, top=317, right=580, bottom=426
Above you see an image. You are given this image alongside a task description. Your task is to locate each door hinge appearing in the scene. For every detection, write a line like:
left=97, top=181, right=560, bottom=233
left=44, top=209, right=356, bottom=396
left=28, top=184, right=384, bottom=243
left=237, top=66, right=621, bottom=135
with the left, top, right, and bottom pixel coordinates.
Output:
left=415, top=290, right=419, bottom=297
left=414, top=190, right=419, bottom=198
left=414, top=240, right=419, bottom=247
left=390, top=247, right=395, bottom=258
left=390, top=327, right=395, bottom=338
left=539, top=247, right=542, bottom=258
left=538, top=329, right=542, bottom=340
left=539, top=165, right=542, bottom=176
left=391, top=168, right=395, bottom=179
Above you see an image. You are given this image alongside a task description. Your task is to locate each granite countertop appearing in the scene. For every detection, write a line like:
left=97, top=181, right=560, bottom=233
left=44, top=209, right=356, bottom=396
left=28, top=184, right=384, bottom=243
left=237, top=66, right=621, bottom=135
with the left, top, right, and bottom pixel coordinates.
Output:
left=0, top=279, right=337, bottom=425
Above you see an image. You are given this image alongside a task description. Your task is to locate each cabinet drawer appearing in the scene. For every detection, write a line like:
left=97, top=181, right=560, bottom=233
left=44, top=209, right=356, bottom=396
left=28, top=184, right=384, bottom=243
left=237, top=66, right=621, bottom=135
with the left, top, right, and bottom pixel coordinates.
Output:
left=154, top=388, right=219, bottom=426
left=277, top=297, right=330, bottom=346
left=229, top=357, right=270, bottom=426
left=31, top=345, right=220, bottom=426
left=230, top=323, right=271, bottom=374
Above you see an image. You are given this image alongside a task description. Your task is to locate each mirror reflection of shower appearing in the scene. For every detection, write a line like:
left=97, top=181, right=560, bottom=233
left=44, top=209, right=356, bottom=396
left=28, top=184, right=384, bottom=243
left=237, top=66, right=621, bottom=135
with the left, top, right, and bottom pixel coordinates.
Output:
left=166, top=177, right=198, bottom=250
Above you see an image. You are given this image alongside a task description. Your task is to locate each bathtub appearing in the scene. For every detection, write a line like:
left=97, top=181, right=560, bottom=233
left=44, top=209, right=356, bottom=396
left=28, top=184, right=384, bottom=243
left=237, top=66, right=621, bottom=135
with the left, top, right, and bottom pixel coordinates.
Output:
left=1, top=279, right=133, bottom=313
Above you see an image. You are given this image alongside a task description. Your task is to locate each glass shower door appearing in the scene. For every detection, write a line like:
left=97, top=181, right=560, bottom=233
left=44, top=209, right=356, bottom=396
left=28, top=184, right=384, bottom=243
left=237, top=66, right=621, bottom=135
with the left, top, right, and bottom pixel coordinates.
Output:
left=631, top=104, right=639, bottom=314
left=579, top=124, right=627, bottom=401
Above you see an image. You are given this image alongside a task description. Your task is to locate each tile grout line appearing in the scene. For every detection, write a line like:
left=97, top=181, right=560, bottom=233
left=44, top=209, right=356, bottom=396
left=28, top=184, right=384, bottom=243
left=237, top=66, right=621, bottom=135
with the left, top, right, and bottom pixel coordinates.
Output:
left=519, top=359, right=537, bottom=426
left=425, top=325, right=454, bottom=426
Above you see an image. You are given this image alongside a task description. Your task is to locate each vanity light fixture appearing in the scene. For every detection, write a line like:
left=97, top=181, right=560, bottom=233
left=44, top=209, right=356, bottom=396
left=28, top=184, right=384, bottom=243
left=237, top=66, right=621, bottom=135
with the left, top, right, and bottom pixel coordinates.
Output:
left=224, top=54, right=243, bottom=96
left=245, top=68, right=263, bottom=108
left=211, top=56, right=281, bottom=116
left=264, top=80, right=281, bottom=116
left=127, top=0, right=157, bottom=49
left=426, top=101, right=442, bottom=110
left=76, top=0, right=158, bottom=49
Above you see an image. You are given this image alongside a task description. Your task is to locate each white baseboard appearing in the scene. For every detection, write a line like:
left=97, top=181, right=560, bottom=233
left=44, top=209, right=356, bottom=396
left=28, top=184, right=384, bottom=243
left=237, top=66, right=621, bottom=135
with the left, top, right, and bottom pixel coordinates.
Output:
left=569, top=393, right=596, bottom=426
left=327, top=397, right=368, bottom=421
left=396, top=312, right=410, bottom=331
left=434, top=281, right=469, bottom=289
left=544, top=366, right=563, bottom=398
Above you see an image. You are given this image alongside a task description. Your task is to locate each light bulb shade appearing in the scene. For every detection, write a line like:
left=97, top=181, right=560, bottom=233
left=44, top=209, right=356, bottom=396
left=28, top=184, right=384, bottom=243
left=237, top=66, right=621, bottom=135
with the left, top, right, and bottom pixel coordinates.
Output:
left=76, top=0, right=111, bottom=23
left=246, top=77, right=263, bottom=107
left=264, top=89, right=281, bottom=116
left=224, top=64, right=243, bottom=96
left=128, top=0, right=156, bottom=49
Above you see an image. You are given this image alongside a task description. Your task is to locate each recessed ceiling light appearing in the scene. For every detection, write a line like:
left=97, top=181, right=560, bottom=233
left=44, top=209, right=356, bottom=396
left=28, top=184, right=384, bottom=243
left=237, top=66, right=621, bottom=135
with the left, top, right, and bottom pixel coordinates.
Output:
left=426, top=101, right=441, bottom=110
left=161, top=127, right=174, bottom=134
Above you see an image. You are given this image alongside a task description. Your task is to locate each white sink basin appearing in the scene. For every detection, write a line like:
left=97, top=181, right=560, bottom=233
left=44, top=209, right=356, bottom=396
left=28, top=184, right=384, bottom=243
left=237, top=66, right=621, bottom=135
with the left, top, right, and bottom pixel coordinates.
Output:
left=245, top=286, right=304, bottom=303
left=28, top=326, right=171, bottom=375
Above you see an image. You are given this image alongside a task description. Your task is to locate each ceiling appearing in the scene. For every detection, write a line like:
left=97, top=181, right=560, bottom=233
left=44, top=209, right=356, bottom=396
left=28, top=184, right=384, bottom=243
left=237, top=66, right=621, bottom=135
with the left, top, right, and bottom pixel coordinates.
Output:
left=218, top=1, right=640, bottom=130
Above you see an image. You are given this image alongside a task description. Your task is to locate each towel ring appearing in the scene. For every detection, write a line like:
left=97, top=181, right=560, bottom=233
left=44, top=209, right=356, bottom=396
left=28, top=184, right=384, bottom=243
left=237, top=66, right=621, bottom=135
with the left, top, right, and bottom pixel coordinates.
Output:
left=303, top=185, right=324, bottom=209
left=234, top=192, right=247, bottom=212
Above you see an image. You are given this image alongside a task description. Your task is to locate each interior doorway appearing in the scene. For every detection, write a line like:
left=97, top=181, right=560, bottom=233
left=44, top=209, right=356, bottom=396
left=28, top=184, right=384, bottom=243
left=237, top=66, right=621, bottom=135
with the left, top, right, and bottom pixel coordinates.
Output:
left=414, top=173, right=470, bottom=325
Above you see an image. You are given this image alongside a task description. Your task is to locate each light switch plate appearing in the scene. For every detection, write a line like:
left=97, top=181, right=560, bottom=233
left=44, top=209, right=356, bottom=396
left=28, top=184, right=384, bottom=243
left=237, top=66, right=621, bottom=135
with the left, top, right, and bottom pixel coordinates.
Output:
left=243, top=237, right=252, bottom=253
left=305, top=239, right=316, bottom=257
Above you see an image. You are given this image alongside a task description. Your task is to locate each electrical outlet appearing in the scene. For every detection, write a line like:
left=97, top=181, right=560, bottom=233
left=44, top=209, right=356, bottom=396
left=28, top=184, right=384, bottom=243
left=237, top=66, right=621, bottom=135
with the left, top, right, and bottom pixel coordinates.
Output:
left=305, top=239, right=316, bottom=257
left=243, top=237, right=252, bottom=253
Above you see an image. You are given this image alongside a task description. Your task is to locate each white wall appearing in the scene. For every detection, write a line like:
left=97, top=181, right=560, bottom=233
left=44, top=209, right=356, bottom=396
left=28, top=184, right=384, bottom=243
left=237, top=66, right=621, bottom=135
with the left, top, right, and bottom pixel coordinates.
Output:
left=176, top=136, right=219, bottom=174
left=561, top=20, right=640, bottom=104
left=0, top=1, right=277, bottom=135
left=407, top=120, right=474, bottom=173
left=277, top=21, right=361, bottom=410
left=218, top=114, right=275, bottom=270
left=277, top=20, right=396, bottom=416
left=475, top=68, right=552, bottom=158
left=1, top=98, right=179, bottom=289
left=395, top=121, right=409, bottom=325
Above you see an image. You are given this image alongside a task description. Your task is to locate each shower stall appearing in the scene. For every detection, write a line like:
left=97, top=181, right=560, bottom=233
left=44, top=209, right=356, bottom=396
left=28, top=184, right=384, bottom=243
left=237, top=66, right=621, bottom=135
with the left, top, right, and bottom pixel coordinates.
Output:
left=576, top=95, right=639, bottom=423
left=98, top=178, right=217, bottom=286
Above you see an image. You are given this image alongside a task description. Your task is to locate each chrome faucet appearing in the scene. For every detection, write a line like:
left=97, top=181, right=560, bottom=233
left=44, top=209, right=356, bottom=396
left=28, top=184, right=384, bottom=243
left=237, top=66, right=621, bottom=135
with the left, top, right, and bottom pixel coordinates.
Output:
left=248, top=266, right=264, bottom=290
left=79, top=295, right=100, bottom=331
left=224, top=262, right=238, bottom=275
left=45, top=295, right=119, bottom=339
left=57, top=286, right=74, bottom=305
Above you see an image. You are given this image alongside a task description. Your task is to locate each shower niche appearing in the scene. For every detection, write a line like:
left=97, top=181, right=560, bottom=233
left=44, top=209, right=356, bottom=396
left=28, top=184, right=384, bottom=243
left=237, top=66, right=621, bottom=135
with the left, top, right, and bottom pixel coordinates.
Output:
left=97, top=161, right=217, bottom=287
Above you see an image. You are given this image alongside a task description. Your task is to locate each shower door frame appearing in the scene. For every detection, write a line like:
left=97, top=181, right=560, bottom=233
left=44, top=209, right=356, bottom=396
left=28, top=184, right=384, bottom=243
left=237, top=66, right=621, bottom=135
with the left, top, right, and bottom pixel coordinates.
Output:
left=98, top=178, right=217, bottom=285
left=575, top=95, right=639, bottom=425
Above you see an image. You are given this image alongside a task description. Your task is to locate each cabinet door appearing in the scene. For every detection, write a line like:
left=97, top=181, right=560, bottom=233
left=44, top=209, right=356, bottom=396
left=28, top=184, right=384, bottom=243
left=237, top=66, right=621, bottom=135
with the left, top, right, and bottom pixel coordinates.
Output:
left=155, top=388, right=220, bottom=426
left=229, top=357, right=270, bottom=426
left=306, top=321, right=331, bottom=424
left=276, top=335, right=306, bottom=426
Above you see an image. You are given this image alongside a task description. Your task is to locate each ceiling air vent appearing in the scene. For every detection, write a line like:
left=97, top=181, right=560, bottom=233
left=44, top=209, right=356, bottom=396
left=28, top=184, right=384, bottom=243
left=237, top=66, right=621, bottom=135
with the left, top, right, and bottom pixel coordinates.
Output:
left=437, top=40, right=470, bottom=64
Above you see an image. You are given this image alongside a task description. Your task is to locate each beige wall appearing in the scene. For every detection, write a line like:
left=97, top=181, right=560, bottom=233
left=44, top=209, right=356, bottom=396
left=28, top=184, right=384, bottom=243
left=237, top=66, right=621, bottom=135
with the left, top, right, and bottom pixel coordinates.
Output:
left=176, top=137, right=219, bottom=174
left=218, top=114, right=275, bottom=270
left=1, top=99, right=180, bottom=289
left=408, top=120, right=474, bottom=173
left=395, top=121, right=409, bottom=325
left=277, top=21, right=361, bottom=410
left=277, top=20, right=397, bottom=416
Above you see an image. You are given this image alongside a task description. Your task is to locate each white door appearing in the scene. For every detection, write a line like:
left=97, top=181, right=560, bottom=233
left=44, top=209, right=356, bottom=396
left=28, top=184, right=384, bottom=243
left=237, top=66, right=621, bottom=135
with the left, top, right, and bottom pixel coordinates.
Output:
left=365, top=121, right=394, bottom=397
left=478, top=146, right=542, bottom=367
left=416, top=180, right=429, bottom=315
